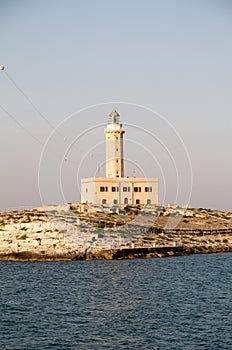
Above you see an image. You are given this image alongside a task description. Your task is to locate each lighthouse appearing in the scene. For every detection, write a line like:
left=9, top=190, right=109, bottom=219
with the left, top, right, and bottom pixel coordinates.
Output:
left=81, top=110, right=158, bottom=206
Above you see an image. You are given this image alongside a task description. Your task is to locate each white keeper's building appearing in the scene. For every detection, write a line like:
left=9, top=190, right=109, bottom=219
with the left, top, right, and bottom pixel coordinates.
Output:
left=81, top=110, right=158, bottom=206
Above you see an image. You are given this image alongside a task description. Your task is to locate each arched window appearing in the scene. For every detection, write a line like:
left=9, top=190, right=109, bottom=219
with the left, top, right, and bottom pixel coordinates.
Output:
left=124, top=198, right=128, bottom=204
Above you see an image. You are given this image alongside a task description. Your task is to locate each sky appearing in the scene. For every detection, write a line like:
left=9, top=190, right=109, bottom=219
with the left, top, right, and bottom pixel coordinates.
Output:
left=0, top=0, right=232, bottom=211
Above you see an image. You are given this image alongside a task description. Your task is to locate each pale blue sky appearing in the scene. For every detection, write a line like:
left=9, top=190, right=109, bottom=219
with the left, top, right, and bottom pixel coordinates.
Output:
left=0, top=0, right=231, bottom=210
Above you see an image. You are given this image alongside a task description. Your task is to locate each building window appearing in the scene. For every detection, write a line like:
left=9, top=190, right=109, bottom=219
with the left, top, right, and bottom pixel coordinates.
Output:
left=113, top=199, right=118, bottom=204
left=124, top=198, right=128, bottom=204
left=147, top=199, right=151, bottom=204
left=100, top=186, right=108, bottom=192
left=134, top=187, right=141, bottom=192
left=123, top=187, right=130, bottom=192
left=112, top=186, right=119, bottom=192
left=116, top=159, right=119, bottom=163
left=136, top=199, right=140, bottom=205
left=85, top=188, right=88, bottom=192
left=116, top=148, right=118, bottom=151
left=145, top=187, right=153, bottom=192
left=102, top=199, right=107, bottom=204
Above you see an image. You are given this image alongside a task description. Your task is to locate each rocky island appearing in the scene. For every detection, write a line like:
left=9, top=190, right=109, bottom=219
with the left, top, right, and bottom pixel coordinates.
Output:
left=0, top=203, right=231, bottom=261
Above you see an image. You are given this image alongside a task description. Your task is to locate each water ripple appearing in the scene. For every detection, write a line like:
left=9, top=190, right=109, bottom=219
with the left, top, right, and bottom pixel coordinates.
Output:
left=1, top=253, right=232, bottom=349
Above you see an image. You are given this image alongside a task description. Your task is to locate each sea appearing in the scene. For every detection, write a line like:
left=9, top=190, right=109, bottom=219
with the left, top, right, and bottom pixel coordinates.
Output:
left=1, top=253, right=231, bottom=350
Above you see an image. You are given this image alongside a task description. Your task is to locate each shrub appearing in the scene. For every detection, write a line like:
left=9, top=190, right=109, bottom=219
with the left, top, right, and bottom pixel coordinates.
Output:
left=124, top=205, right=140, bottom=215
left=17, top=234, right=28, bottom=240
left=95, top=222, right=105, bottom=228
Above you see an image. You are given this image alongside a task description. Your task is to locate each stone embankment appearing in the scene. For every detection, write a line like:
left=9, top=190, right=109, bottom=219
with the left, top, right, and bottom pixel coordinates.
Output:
left=1, top=244, right=232, bottom=261
left=0, top=204, right=232, bottom=261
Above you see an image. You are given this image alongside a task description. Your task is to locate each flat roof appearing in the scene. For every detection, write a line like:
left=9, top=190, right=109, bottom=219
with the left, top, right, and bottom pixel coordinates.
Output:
left=81, top=177, right=158, bottom=183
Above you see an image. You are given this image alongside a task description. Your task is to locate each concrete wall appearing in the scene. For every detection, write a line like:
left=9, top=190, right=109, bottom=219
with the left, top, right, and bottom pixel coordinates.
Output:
left=81, top=177, right=158, bottom=206
left=81, top=179, right=97, bottom=204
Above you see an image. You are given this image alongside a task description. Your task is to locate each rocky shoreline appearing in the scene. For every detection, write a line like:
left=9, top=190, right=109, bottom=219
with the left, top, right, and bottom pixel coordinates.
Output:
left=0, top=245, right=232, bottom=262
left=0, top=204, right=232, bottom=261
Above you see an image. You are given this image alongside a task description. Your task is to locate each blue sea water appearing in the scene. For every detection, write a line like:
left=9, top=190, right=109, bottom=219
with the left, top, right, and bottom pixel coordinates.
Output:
left=0, top=253, right=232, bottom=350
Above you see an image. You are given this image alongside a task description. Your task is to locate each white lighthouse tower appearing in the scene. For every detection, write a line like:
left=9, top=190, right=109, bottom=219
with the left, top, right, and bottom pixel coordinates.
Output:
left=104, top=110, right=125, bottom=178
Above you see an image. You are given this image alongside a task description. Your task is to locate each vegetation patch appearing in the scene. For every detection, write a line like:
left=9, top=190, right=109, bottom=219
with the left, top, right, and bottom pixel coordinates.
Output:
left=124, top=205, right=140, bottom=215
left=143, top=236, right=155, bottom=241
left=17, top=234, right=28, bottom=240
left=95, top=222, right=105, bottom=228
